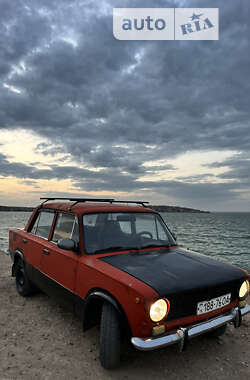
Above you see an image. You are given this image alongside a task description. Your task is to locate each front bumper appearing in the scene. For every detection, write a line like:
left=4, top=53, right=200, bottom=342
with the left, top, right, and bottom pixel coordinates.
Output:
left=131, top=304, right=250, bottom=351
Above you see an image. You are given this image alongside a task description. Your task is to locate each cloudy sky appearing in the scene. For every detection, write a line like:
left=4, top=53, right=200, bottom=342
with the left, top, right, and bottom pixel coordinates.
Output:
left=0, top=0, right=249, bottom=211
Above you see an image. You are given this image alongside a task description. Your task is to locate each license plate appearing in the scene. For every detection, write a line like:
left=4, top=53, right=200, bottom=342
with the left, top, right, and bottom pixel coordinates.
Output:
left=197, top=293, right=231, bottom=315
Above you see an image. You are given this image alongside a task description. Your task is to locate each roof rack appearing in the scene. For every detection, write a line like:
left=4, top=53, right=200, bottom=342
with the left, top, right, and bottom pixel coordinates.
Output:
left=40, top=197, right=149, bottom=209
left=109, top=200, right=149, bottom=207
left=40, top=197, right=115, bottom=210
left=40, top=197, right=114, bottom=203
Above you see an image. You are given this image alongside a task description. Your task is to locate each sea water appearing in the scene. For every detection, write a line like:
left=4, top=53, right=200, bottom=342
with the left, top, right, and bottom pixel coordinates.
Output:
left=0, top=211, right=249, bottom=272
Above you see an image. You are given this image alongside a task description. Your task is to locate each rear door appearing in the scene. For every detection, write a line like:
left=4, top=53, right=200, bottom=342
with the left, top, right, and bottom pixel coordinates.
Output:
left=24, top=209, right=55, bottom=285
left=40, top=212, right=80, bottom=309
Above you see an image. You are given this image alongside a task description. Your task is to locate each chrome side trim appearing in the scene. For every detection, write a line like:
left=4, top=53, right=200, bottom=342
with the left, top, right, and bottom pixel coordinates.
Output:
left=131, top=304, right=250, bottom=351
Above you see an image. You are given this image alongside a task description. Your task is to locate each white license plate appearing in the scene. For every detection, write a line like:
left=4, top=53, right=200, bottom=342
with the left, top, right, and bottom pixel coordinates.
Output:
left=197, top=293, right=231, bottom=315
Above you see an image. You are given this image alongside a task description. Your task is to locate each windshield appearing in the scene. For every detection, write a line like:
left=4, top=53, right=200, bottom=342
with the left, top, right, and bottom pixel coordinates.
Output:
left=82, top=212, right=175, bottom=254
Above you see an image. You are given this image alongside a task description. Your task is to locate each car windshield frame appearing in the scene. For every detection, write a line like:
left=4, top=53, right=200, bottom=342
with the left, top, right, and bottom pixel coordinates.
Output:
left=82, top=211, right=176, bottom=255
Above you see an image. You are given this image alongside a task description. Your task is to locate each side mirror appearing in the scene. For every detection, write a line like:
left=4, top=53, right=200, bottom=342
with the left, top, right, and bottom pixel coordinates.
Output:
left=57, top=238, right=76, bottom=251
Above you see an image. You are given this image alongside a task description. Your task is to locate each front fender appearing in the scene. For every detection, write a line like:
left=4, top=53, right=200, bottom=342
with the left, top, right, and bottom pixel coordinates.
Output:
left=86, top=290, right=120, bottom=311
left=82, top=289, right=129, bottom=332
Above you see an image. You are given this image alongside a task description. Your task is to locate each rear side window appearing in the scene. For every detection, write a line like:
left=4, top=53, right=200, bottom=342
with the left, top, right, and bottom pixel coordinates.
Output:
left=31, top=211, right=54, bottom=239
left=52, top=213, right=79, bottom=244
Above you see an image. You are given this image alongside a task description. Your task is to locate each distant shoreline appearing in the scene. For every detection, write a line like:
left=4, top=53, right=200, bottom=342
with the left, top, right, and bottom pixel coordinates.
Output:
left=0, top=206, right=34, bottom=212
left=149, top=205, right=210, bottom=213
left=0, top=204, right=210, bottom=213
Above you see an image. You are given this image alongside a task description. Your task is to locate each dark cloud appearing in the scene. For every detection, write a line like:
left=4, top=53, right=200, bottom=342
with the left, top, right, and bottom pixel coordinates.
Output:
left=176, top=174, right=214, bottom=183
left=1, top=151, right=249, bottom=211
left=0, top=0, right=249, bottom=209
left=204, top=153, right=250, bottom=182
left=0, top=151, right=173, bottom=187
left=35, top=143, right=65, bottom=156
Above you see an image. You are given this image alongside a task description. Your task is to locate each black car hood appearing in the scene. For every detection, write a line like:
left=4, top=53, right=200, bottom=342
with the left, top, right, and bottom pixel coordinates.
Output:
left=100, top=247, right=246, bottom=297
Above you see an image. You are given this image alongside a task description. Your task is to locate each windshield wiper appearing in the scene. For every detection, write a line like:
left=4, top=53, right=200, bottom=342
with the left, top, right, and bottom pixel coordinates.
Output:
left=140, top=242, right=170, bottom=249
left=93, top=246, right=138, bottom=254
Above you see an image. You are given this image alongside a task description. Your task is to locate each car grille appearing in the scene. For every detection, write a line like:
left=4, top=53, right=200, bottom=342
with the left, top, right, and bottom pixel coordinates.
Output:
left=165, top=278, right=241, bottom=321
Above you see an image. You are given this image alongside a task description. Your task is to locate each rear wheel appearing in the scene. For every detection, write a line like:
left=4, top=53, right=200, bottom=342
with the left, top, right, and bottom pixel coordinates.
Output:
left=15, top=260, right=35, bottom=297
left=209, top=324, right=227, bottom=337
left=100, top=302, right=121, bottom=369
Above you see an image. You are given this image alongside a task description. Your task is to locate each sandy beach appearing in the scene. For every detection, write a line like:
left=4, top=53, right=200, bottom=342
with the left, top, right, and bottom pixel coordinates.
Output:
left=0, top=250, right=249, bottom=380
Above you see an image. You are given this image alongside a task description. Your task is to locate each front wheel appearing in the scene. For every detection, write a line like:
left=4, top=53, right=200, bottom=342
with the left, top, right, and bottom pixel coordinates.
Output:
left=15, top=261, right=35, bottom=297
left=100, top=302, right=121, bottom=369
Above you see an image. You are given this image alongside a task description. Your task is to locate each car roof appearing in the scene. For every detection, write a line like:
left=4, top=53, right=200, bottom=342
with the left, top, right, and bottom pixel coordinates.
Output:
left=41, top=201, right=156, bottom=216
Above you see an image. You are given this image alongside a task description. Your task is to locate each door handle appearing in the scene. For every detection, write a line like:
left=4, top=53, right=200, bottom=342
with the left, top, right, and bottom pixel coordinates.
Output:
left=22, top=239, right=27, bottom=244
left=42, top=249, right=50, bottom=255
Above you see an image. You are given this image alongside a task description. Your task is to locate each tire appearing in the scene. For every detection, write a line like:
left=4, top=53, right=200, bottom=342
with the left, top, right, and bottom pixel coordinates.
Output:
left=15, top=260, right=35, bottom=297
left=100, top=302, right=121, bottom=369
left=208, top=324, right=227, bottom=338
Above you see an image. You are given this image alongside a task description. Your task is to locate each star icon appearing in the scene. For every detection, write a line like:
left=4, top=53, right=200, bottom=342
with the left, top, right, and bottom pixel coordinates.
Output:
left=190, top=13, right=203, bottom=21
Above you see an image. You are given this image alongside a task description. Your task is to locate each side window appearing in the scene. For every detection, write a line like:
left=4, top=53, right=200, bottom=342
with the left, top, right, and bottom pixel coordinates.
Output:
left=32, top=211, right=54, bottom=239
left=156, top=218, right=169, bottom=241
left=52, top=213, right=79, bottom=244
left=31, top=213, right=40, bottom=234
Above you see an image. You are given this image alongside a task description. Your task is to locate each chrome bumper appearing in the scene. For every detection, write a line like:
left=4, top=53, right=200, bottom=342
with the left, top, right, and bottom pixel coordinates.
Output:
left=131, top=304, right=250, bottom=352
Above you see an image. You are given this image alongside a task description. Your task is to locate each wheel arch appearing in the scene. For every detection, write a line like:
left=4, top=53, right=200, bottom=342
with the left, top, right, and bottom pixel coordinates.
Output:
left=83, top=288, right=132, bottom=336
left=12, top=249, right=24, bottom=276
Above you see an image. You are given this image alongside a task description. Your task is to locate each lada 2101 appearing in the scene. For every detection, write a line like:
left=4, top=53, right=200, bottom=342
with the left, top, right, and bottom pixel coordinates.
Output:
left=8, top=197, right=250, bottom=369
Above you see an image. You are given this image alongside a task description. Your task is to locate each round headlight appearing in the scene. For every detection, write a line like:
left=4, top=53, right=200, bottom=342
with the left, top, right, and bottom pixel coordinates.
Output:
left=149, top=299, right=169, bottom=322
left=239, top=280, right=250, bottom=299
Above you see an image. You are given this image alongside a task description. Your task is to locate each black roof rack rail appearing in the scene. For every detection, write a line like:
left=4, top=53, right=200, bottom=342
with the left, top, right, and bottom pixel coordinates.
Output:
left=109, top=200, right=149, bottom=207
left=40, top=198, right=149, bottom=209
left=40, top=197, right=114, bottom=203
left=40, top=197, right=115, bottom=210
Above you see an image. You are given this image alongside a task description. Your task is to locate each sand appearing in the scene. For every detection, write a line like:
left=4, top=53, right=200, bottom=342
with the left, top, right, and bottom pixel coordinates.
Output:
left=0, top=250, right=249, bottom=380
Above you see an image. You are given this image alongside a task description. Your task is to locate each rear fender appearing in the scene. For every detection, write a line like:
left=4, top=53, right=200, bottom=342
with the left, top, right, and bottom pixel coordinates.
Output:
left=12, top=250, right=24, bottom=277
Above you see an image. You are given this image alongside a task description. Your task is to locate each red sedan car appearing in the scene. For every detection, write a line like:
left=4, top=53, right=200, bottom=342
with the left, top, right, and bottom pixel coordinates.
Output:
left=8, top=198, right=250, bottom=369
